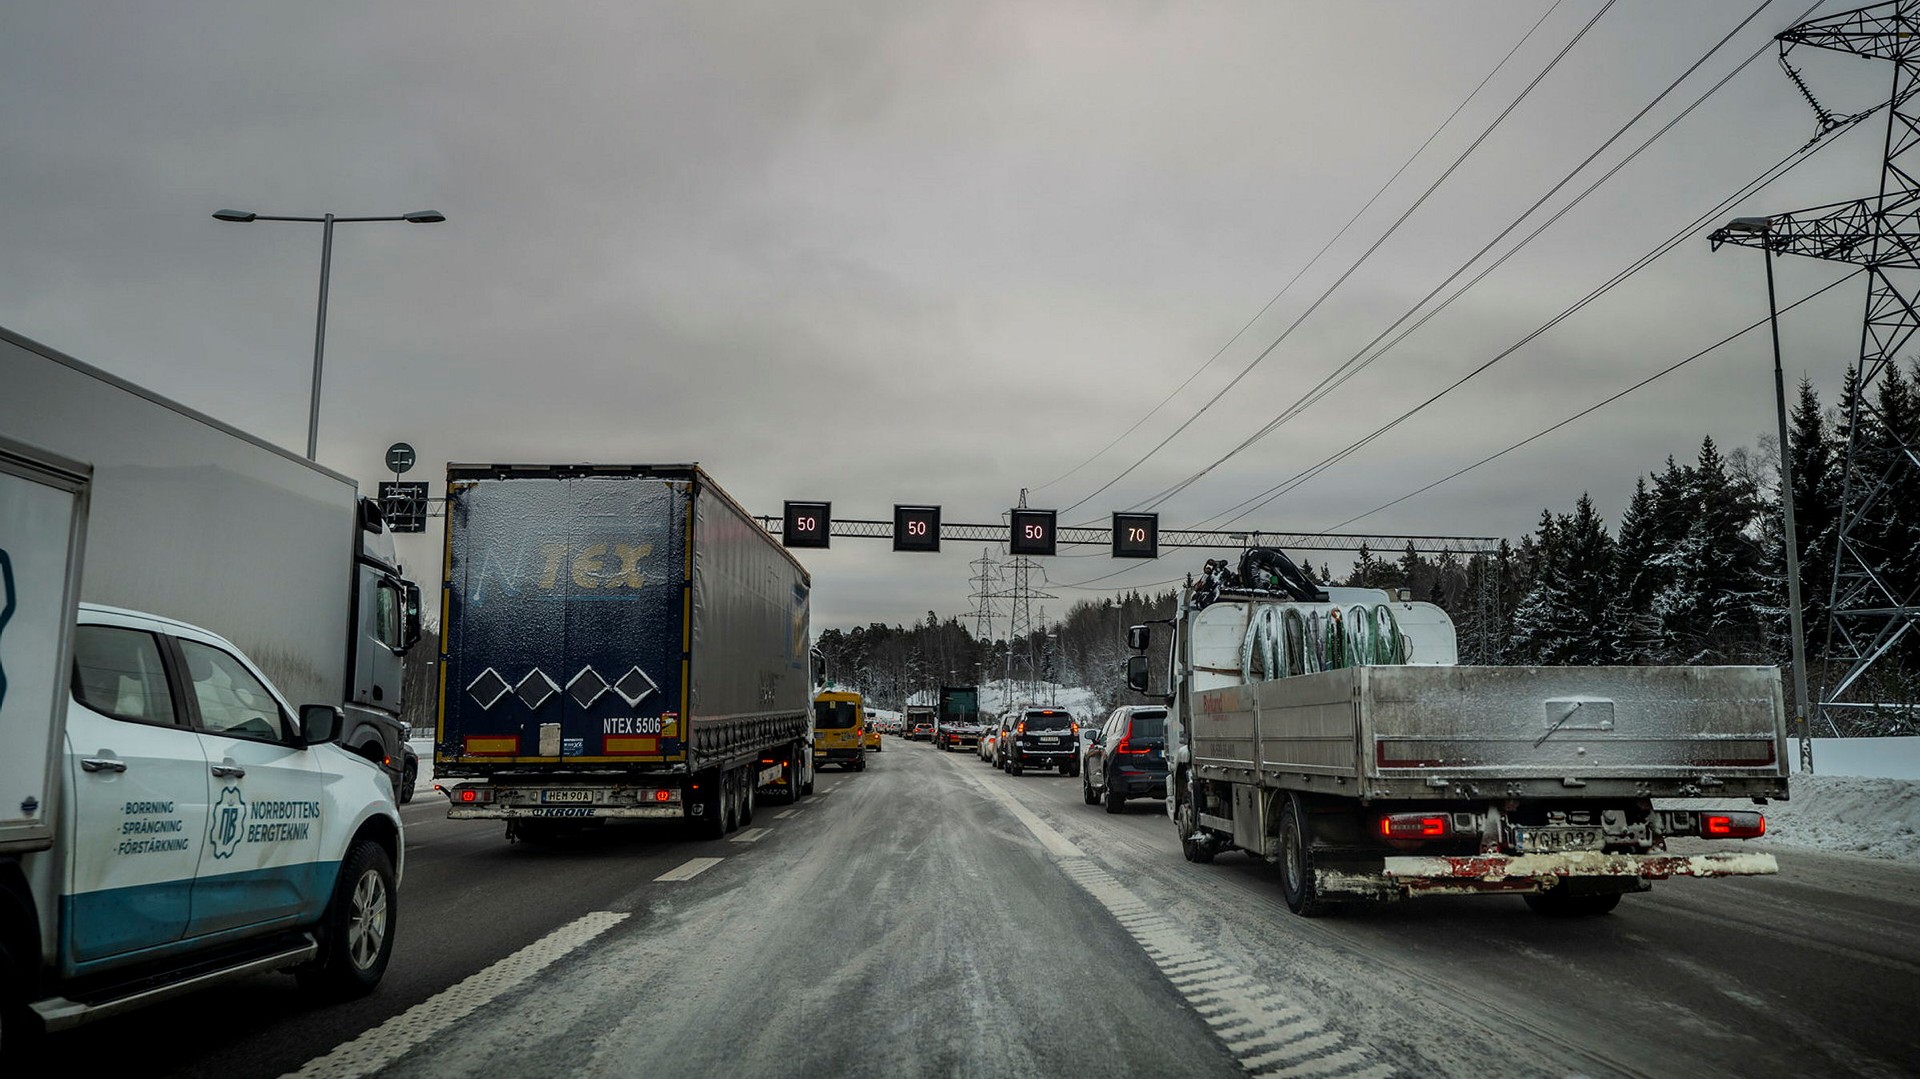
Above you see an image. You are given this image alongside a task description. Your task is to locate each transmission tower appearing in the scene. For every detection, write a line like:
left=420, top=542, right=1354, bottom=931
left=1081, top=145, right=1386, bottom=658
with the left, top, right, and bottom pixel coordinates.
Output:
left=1711, top=2, right=1920, bottom=739
left=968, top=548, right=999, bottom=642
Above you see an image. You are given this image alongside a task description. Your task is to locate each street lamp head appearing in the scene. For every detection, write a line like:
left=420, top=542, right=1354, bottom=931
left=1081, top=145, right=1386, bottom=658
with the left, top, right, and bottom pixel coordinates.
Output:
left=211, top=209, right=256, bottom=223
left=1725, top=216, right=1773, bottom=233
left=404, top=210, right=447, bottom=224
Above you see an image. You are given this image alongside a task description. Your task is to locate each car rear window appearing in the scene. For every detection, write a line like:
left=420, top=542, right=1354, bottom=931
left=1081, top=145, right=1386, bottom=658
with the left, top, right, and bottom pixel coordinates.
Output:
left=814, top=701, right=858, bottom=729
left=1023, top=710, right=1072, bottom=730
left=1126, top=713, right=1167, bottom=741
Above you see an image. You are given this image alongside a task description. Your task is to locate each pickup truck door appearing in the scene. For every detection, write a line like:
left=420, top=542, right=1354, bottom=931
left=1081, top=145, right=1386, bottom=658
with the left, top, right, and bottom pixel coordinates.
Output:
left=63, top=624, right=210, bottom=969
left=175, top=636, right=330, bottom=938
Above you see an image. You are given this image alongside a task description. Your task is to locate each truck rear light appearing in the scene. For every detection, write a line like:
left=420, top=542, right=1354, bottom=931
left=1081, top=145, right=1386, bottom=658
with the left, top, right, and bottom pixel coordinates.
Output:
left=1379, top=813, right=1450, bottom=839
left=454, top=787, right=493, bottom=804
left=654, top=789, right=673, bottom=803
left=1703, top=812, right=1766, bottom=838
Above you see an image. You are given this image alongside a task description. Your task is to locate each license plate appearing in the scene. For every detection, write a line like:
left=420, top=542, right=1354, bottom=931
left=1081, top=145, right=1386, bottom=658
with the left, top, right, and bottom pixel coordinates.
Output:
left=1041, top=736, right=1064, bottom=745
left=1514, top=826, right=1601, bottom=853
left=542, top=790, right=596, bottom=804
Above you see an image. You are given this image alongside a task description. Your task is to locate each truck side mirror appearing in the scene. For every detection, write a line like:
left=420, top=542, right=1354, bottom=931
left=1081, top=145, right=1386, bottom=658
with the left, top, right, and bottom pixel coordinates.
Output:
left=1125, top=655, right=1150, bottom=693
left=299, top=704, right=344, bottom=746
left=1126, top=625, right=1150, bottom=652
left=403, top=582, right=423, bottom=650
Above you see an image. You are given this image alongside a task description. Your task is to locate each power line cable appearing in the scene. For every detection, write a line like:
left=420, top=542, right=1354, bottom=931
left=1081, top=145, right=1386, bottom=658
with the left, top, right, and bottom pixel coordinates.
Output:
left=1192, top=54, right=1882, bottom=531
left=1133, top=0, right=1795, bottom=519
left=1027, top=0, right=1568, bottom=496
left=1323, top=267, right=1866, bottom=531
left=1055, top=0, right=1619, bottom=518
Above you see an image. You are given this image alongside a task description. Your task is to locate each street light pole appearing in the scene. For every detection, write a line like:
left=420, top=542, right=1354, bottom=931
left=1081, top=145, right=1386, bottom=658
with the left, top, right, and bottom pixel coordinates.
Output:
left=213, top=208, right=445, bottom=461
left=1713, top=216, right=1815, bottom=774
left=310, top=214, right=335, bottom=462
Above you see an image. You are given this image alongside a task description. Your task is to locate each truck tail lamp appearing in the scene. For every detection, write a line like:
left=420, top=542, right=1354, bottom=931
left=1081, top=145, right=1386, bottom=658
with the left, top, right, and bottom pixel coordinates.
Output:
left=452, top=786, right=494, bottom=804
left=1379, top=813, right=1451, bottom=839
left=1703, top=811, right=1766, bottom=838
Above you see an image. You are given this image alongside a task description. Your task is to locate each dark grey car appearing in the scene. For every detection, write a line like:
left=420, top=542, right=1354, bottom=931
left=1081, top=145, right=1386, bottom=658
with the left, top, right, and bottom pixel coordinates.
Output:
left=1082, top=706, right=1168, bottom=812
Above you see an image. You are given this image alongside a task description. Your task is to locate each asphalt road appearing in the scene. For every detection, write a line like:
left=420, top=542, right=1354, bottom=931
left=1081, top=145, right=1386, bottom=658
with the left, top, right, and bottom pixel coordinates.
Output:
left=42, top=737, right=1920, bottom=1078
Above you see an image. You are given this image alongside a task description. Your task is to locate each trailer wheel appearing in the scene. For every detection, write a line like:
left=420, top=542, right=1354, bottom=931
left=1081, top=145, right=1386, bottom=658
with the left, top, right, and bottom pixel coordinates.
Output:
left=1523, top=889, right=1622, bottom=917
left=740, top=772, right=756, bottom=826
left=1175, top=776, right=1213, bottom=864
left=1278, top=798, right=1335, bottom=918
left=722, top=772, right=740, bottom=834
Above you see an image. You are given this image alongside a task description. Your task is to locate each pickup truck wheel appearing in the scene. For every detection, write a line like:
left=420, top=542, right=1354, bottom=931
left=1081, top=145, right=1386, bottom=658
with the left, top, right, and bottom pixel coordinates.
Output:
left=1104, top=783, right=1126, bottom=814
left=1175, top=782, right=1213, bottom=864
left=1008, top=758, right=1024, bottom=776
left=1082, top=773, right=1099, bottom=805
left=1523, top=890, right=1622, bottom=917
left=398, top=759, right=417, bottom=805
left=1278, top=799, right=1334, bottom=918
left=297, top=840, right=396, bottom=999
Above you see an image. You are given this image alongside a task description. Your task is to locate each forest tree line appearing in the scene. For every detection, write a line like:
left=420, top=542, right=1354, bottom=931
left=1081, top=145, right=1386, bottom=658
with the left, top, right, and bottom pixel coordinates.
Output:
left=811, top=373, right=1920, bottom=734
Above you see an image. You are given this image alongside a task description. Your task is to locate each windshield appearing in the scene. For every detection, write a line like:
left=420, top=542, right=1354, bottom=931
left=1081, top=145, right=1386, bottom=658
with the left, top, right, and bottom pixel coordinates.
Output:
left=1126, top=713, right=1167, bottom=741
left=814, top=701, right=859, bottom=729
left=1023, top=710, right=1072, bottom=731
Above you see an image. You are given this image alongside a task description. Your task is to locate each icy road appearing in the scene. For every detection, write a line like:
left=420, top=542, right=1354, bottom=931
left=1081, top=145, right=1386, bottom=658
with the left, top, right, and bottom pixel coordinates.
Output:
left=36, top=741, right=1920, bottom=1079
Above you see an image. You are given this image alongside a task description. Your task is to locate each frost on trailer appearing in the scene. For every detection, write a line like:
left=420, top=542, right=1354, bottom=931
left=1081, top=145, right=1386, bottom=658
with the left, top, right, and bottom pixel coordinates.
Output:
left=1134, top=548, right=1789, bottom=917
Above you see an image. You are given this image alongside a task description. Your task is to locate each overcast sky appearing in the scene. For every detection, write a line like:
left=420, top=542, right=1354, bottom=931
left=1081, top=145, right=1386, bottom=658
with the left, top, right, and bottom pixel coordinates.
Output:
left=2, top=1, right=1892, bottom=633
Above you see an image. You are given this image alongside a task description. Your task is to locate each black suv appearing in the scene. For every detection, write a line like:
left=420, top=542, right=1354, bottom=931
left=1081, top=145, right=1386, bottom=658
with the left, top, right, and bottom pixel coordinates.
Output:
left=1082, top=706, right=1168, bottom=812
left=1002, top=708, right=1079, bottom=776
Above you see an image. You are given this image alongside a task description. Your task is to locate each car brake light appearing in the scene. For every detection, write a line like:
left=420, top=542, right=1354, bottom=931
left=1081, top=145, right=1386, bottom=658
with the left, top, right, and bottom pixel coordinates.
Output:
left=1703, top=812, right=1766, bottom=838
left=1070, top=722, right=1079, bottom=734
left=1114, top=737, right=1150, bottom=755
left=1379, top=813, right=1450, bottom=839
left=1016, top=722, right=1025, bottom=733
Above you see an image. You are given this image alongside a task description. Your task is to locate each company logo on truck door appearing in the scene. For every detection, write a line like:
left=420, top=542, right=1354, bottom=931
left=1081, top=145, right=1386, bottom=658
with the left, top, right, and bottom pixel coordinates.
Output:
left=208, top=787, right=321, bottom=858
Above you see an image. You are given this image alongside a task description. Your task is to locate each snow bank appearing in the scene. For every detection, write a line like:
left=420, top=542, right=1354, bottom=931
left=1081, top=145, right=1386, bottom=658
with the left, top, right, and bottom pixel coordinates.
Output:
left=1663, top=773, right=1920, bottom=865
left=1795, top=736, right=1920, bottom=781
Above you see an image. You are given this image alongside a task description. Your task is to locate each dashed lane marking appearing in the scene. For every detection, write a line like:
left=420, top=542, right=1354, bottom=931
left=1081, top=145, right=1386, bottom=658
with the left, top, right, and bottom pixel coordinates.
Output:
left=280, top=910, right=627, bottom=1079
left=955, top=761, right=1395, bottom=1079
left=729, top=827, right=771, bottom=844
left=775, top=809, right=799, bottom=819
left=653, top=856, right=724, bottom=882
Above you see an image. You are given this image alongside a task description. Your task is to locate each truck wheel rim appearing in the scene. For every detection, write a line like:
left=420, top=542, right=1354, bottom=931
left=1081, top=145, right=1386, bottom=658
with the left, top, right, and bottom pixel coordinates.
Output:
left=348, top=869, right=390, bottom=970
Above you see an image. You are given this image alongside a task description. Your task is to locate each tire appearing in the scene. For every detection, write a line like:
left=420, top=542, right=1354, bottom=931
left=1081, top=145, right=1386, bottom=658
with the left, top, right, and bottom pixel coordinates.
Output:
left=1523, top=889, right=1623, bottom=917
left=1009, top=758, right=1024, bottom=776
left=0, top=939, right=41, bottom=1067
left=1082, top=773, right=1099, bottom=805
left=854, top=759, right=867, bottom=772
left=297, top=839, right=397, bottom=999
left=398, top=759, right=417, bottom=805
left=1278, top=797, right=1334, bottom=918
left=722, top=772, right=740, bottom=834
left=1176, top=775, right=1214, bottom=864
left=1063, top=759, right=1077, bottom=776
left=740, top=774, right=756, bottom=827
left=1104, top=782, right=1126, bottom=815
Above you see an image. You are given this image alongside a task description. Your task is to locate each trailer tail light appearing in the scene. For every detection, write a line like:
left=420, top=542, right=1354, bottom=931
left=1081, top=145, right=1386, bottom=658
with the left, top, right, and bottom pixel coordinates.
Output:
left=654, top=789, right=673, bottom=803
left=1703, top=812, right=1766, bottom=838
left=1379, top=813, right=1450, bottom=839
left=454, top=787, right=493, bottom=804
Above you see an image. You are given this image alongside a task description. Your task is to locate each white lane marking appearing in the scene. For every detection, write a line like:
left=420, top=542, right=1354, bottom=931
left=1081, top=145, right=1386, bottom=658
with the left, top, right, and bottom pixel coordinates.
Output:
left=955, top=760, right=1392, bottom=1079
left=775, top=809, right=799, bottom=819
left=958, top=770, right=1083, bottom=858
left=729, top=827, right=771, bottom=844
left=653, top=856, right=724, bottom=881
left=280, top=910, right=627, bottom=1079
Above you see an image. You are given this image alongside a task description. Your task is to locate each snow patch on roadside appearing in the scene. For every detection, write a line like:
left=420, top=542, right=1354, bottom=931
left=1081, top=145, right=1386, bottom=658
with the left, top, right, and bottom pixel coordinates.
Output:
left=1661, top=773, right=1920, bottom=864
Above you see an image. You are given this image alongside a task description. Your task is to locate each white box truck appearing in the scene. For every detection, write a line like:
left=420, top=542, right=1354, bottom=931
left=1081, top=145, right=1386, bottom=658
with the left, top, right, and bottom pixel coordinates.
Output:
left=0, top=326, right=423, bottom=789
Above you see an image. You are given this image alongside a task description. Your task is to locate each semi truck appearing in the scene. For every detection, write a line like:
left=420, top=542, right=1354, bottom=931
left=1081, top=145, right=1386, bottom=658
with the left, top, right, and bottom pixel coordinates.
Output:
left=1127, top=548, right=1787, bottom=917
left=0, top=326, right=424, bottom=797
left=1, top=428, right=404, bottom=1057
left=433, top=464, right=816, bottom=841
left=934, top=684, right=984, bottom=751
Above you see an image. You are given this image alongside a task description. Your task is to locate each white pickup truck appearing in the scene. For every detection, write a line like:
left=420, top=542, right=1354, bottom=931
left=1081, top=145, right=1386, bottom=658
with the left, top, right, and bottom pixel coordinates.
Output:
left=1128, top=548, right=1787, bottom=917
left=0, top=435, right=403, bottom=1060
